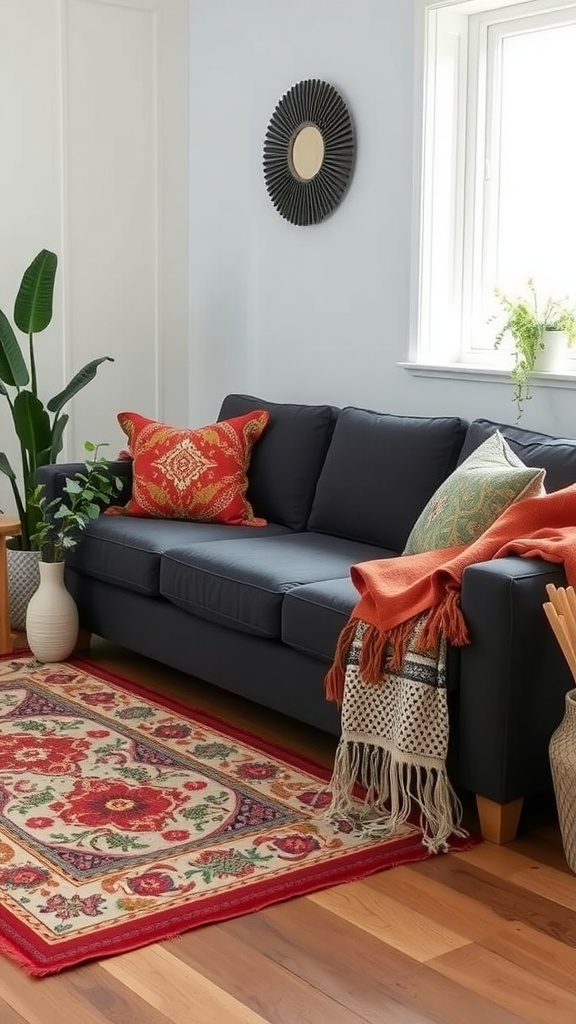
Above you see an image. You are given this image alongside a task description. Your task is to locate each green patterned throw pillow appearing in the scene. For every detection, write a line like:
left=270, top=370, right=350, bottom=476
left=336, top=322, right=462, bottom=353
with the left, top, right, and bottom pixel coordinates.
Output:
left=403, top=430, right=546, bottom=555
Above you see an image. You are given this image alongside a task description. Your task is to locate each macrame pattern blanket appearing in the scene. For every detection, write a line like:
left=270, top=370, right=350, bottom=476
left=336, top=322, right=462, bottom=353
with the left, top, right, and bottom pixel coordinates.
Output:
left=329, top=618, right=465, bottom=852
left=325, top=484, right=576, bottom=852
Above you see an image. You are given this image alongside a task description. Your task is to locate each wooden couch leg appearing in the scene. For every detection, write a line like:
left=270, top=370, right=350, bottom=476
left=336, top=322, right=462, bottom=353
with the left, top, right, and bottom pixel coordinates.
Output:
left=476, top=795, right=524, bottom=844
left=74, top=629, right=92, bottom=654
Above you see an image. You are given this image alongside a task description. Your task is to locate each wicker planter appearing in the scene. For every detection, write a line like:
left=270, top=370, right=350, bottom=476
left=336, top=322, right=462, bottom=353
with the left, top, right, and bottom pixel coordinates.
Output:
left=7, top=548, right=41, bottom=631
left=549, top=689, right=576, bottom=873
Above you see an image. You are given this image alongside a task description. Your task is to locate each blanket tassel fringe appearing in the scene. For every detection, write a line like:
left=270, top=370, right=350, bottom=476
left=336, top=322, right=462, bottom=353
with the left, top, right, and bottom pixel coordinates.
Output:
left=324, top=589, right=470, bottom=704
left=328, top=738, right=468, bottom=854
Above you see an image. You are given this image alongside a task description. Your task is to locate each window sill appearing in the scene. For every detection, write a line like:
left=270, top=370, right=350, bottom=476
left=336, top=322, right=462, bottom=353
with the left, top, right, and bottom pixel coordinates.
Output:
left=399, top=361, right=576, bottom=389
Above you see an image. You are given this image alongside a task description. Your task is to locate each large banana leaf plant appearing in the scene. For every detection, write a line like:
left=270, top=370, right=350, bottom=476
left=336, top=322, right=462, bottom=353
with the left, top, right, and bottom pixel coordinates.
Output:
left=0, top=249, right=113, bottom=548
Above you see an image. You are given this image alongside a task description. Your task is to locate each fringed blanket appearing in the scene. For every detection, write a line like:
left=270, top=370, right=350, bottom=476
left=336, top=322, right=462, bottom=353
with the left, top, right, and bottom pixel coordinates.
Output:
left=325, top=485, right=576, bottom=852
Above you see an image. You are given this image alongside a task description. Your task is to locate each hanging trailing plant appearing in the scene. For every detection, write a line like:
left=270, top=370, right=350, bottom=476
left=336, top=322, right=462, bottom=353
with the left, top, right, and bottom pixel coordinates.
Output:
left=491, top=280, right=576, bottom=420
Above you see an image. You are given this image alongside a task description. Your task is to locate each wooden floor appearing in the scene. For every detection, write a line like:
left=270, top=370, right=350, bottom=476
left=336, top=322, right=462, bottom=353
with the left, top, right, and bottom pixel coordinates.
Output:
left=1, top=640, right=576, bottom=1024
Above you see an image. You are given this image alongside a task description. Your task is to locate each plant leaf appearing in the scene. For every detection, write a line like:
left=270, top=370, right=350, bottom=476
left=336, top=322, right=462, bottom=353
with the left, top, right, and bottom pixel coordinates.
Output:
left=0, top=310, right=29, bottom=387
left=14, top=250, right=57, bottom=334
left=50, top=413, right=69, bottom=461
left=0, top=453, right=16, bottom=480
left=13, top=392, right=52, bottom=458
left=47, top=357, right=114, bottom=415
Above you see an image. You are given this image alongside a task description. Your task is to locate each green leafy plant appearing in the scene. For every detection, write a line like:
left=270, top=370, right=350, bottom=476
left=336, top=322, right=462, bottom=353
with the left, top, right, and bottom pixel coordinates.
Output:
left=28, top=442, right=122, bottom=563
left=491, top=280, right=576, bottom=420
left=0, top=249, right=113, bottom=548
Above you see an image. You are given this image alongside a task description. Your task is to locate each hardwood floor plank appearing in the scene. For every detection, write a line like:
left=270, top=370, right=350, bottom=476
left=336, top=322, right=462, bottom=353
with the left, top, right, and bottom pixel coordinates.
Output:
left=101, top=944, right=271, bottom=1024
left=452, top=840, right=541, bottom=878
left=220, top=898, right=527, bottom=1024
left=168, top=924, right=371, bottom=1024
left=508, top=862, right=576, bottom=911
left=364, top=865, right=501, bottom=941
left=63, top=962, right=175, bottom=1024
left=411, top=851, right=576, bottom=945
left=307, top=878, right=469, bottom=961
left=0, top=955, right=163, bottom=1024
left=430, top=943, right=576, bottom=1024
left=0, top=997, right=27, bottom=1024
left=480, top=920, right=576, bottom=992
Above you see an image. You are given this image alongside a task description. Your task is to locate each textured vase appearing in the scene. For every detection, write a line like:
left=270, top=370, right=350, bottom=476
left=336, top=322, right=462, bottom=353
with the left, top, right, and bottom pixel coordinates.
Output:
left=549, top=689, right=576, bottom=872
left=7, top=549, right=41, bottom=631
left=25, top=561, right=79, bottom=663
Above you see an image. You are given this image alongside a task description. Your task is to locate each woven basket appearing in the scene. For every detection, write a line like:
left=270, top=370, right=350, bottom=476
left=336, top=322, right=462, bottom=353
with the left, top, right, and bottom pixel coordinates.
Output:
left=549, top=689, right=576, bottom=873
left=7, top=549, right=41, bottom=631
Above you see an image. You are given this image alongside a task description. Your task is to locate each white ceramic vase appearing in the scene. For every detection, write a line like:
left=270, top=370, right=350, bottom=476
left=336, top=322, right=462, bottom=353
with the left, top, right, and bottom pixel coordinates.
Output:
left=535, top=330, right=568, bottom=373
left=26, top=561, right=79, bottom=663
left=549, top=689, right=576, bottom=873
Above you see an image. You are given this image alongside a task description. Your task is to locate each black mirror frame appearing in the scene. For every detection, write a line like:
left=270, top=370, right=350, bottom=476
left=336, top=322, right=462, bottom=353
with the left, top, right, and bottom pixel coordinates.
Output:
left=263, top=79, right=356, bottom=227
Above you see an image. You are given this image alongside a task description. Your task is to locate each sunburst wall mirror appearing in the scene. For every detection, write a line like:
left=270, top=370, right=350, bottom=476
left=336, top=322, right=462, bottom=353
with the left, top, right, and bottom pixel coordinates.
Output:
left=263, top=79, right=356, bottom=227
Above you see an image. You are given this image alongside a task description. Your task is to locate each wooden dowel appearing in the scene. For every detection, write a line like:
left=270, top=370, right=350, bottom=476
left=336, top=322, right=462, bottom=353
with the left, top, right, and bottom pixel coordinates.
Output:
left=547, top=585, right=576, bottom=655
left=565, top=586, right=576, bottom=639
left=543, top=602, right=576, bottom=681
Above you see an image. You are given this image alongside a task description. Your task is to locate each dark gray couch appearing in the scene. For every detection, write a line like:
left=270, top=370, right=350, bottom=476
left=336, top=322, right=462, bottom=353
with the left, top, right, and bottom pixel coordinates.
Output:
left=38, top=395, right=576, bottom=843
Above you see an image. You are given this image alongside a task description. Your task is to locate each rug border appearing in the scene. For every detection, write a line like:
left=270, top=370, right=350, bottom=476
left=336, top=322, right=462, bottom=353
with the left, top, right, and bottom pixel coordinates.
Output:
left=0, top=652, right=479, bottom=975
left=0, top=827, right=477, bottom=976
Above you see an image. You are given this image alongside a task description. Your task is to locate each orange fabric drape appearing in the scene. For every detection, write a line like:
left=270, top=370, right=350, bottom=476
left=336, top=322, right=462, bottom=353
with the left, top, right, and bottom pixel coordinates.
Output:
left=325, top=484, right=576, bottom=702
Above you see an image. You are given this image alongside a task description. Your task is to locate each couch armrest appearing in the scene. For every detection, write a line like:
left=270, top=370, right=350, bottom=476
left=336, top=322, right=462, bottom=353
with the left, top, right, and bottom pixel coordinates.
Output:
left=35, top=461, right=132, bottom=508
left=456, top=556, right=572, bottom=803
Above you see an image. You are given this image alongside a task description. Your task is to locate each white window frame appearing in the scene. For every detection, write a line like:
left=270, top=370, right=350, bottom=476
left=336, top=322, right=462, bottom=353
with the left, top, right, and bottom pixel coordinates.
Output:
left=408, top=0, right=576, bottom=383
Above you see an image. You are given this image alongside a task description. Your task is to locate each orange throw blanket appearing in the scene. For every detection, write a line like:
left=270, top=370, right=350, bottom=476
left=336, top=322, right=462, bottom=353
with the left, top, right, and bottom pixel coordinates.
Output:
left=324, top=485, right=576, bottom=852
left=326, top=484, right=576, bottom=703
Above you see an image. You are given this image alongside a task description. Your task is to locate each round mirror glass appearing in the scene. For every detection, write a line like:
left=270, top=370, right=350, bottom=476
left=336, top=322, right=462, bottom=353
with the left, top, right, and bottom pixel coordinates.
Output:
left=290, top=125, right=325, bottom=181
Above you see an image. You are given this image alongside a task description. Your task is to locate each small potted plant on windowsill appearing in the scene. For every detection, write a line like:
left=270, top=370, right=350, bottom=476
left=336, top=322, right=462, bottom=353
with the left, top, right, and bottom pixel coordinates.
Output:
left=491, top=280, right=576, bottom=421
left=26, top=442, right=122, bottom=662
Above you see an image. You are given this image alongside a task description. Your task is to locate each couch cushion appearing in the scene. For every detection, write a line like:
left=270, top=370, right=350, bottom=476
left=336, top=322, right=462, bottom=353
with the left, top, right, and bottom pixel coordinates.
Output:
left=66, top=518, right=290, bottom=596
left=403, top=431, right=546, bottom=555
left=459, top=419, right=576, bottom=493
left=106, top=409, right=270, bottom=524
left=282, top=576, right=365, bottom=663
left=160, top=533, right=394, bottom=638
left=308, top=406, right=468, bottom=551
left=218, top=394, right=337, bottom=531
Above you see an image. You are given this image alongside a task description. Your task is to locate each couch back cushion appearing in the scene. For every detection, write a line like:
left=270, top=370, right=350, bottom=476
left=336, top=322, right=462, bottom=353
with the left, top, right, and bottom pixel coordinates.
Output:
left=218, top=394, right=337, bottom=531
left=459, top=419, right=576, bottom=493
left=307, top=406, right=468, bottom=551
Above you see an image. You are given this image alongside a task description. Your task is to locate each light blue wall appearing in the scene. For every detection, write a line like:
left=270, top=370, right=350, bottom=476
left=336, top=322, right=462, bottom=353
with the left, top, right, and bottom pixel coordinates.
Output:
left=189, top=0, right=575, bottom=436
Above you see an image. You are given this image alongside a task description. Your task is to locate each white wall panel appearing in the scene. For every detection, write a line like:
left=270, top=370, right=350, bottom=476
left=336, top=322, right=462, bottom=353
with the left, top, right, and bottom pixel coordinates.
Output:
left=0, top=0, right=188, bottom=517
left=65, top=0, right=189, bottom=455
left=0, top=0, right=63, bottom=511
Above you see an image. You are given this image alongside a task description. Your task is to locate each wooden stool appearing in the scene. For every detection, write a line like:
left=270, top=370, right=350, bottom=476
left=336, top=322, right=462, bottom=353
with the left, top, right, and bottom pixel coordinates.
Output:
left=0, top=515, right=22, bottom=654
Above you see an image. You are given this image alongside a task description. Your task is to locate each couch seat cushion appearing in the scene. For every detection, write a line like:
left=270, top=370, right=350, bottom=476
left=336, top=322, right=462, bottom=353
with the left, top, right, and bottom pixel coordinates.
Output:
left=308, top=406, right=467, bottom=550
left=282, top=576, right=369, bottom=663
left=160, top=533, right=394, bottom=638
left=218, top=394, right=337, bottom=530
left=66, top=518, right=290, bottom=596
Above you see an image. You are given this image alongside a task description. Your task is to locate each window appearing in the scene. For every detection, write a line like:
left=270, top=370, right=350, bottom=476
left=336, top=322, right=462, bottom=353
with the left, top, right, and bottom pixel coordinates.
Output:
left=413, top=0, right=576, bottom=371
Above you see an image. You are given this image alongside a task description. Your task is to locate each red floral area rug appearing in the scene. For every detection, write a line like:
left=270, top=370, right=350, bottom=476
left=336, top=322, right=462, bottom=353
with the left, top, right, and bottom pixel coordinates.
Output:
left=0, top=656, right=475, bottom=975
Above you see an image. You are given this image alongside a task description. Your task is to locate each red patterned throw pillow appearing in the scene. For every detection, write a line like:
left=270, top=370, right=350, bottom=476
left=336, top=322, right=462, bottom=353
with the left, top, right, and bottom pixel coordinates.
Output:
left=105, top=410, right=270, bottom=525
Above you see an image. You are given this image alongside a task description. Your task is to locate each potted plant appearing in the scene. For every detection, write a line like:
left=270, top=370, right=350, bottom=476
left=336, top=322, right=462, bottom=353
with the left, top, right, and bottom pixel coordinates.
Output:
left=0, top=248, right=113, bottom=626
left=25, top=441, right=122, bottom=661
left=491, top=280, right=576, bottom=420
